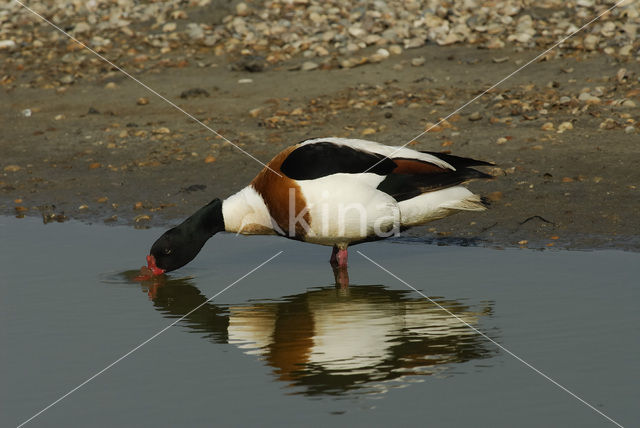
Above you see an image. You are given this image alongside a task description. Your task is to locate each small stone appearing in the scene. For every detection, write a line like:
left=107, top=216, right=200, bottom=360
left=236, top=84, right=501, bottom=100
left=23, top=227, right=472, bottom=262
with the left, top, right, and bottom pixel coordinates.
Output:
left=59, top=74, right=74, bottom=84
left=411, top=57, right=426, bottom=67
left=346, top=43, right=359, bottom=53
left=388, top=45, right=402, bottom=55
left=583, top=34, right=599, bottom=51
left=496, top=137, right=508, bottom=145
left=54, top=114, right=65, bottom=120
left=186, top=23, right=204, bottom=40
left=315, top=46, right=329, bottom=56
left=204, top=155, right=216, bottom=163
left=21, top=109, right=32, bottom=117
left=73, top=22, right=91, bottom=34
left=238, top=78, right=253, bottom=84
left=375, top=48, right=390, bottom=59
left=617, top=68, right=628, bottom=83
left=599, top=119, right=617, bottom=130
left=485, top=38, right=505, bottom=49
left=4, top=165, right=21, bottom=172
left=105, top=82, right=117, bottom=89
left=135, top=214, right=151, bottom=223
left=348, top=27, right=366, bottom=38
left=249, top=107, right=262, bottom=117
left=541, top=122, right=554, bottom=131
left=0, top=40, right=16, bottom=50
left=624, top=126, right=636, bottom=134
left=301, top=61, right=318, bottom=71
left=557, top=122, right=573, bottom=133
left=559, top=96, right=571, bottom=104
left=162, top=23, right=177, bottom=32
left=622, top=99, right=636, bottom=108
left=152, top=127, right=171, bottom=134
left=619, top=45, right=633, bottom=56
left=340, top=59, right=355, bottom=69
left=236, top=2, right=250, bottom=16
left=562, top=177, right=574, bottom=183
left=404, top=37, right=425, bottom=49
left=468, top=112, right=483, bottom=121
left=487, top=191, right=503, bottom=202
left=137, top=97, right=149, bottom=105
left=362, top=128, right=376, bottom=136
left=578, top=92, right=600, bottom=103
left=78, top=205, right=89, bottom=210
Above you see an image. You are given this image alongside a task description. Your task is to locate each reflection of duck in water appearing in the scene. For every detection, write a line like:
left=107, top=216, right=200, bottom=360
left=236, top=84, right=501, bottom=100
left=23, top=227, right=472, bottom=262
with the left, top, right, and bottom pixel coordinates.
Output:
left=140, top=277, right=494, bottom=396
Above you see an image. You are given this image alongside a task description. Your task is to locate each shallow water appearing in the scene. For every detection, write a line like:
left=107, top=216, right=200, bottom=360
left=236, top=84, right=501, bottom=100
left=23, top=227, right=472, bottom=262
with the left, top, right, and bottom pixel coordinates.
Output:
left=1, top=216, right=638, bottom=427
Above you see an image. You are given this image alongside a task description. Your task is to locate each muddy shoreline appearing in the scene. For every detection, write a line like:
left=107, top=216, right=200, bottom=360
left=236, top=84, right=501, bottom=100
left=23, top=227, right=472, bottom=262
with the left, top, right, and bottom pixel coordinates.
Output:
left=2, top=42, right=639, bottom=251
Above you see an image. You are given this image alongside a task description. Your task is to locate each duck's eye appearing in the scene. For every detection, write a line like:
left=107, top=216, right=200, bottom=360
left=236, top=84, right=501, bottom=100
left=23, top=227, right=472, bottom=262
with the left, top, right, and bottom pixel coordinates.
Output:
left=163, top=248, right=172, bottom=255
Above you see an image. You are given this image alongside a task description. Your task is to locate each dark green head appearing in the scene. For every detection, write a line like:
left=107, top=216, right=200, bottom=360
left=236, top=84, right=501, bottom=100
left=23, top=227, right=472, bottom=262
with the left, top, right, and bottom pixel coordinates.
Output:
left=147, top=199, right=224, bottom=275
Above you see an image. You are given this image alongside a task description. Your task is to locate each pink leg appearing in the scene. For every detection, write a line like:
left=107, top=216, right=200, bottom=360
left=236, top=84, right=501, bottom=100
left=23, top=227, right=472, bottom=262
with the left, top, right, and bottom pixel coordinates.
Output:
left=336, top=248, right=348, bottom=268
left=330, top=246, right=339, bottom=266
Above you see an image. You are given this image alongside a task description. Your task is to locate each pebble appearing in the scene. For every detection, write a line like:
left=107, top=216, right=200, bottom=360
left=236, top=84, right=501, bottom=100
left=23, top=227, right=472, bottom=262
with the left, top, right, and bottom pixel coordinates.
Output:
left=0, top=40, right=16, bottom=50
left=468, top=112, right=483, bottom=121
left=578, top=92, right=600, bottom=103
left=557, top=122, right=573, bottom=133
left=162, top=22, right=176, bottom=32
left=236, top=2, right=250, bottom=16
left=137, top=97, right=149, bottom=105
left=583, top=34, right=599, bottom=51
left=59, top=74, right=74, bottom=84
left=388, top=45, right=402, bottom=55
left=411, top=57, right=426, bottom=67
left=4, top=0, right=640, bottom=88
left=625, top=126, right=636, bottom=134
left=186, top=23, right=204, bottom=40
left=301, top=61, right=319, bottom=71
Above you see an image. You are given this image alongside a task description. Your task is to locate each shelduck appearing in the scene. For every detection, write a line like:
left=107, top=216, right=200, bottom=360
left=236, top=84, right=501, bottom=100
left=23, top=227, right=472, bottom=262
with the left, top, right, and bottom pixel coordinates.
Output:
left=144, top=138, right=492, bottom=278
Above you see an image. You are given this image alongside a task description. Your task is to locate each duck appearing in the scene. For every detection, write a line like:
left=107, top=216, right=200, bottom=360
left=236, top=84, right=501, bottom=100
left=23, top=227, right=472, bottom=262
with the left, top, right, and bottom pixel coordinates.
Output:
left=144, top=137, right=492, bottom=279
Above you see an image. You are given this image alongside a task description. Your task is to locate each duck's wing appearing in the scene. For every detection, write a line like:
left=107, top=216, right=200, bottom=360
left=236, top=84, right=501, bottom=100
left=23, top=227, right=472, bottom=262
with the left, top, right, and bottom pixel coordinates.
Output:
left=281, top=138, right=492, bottom=201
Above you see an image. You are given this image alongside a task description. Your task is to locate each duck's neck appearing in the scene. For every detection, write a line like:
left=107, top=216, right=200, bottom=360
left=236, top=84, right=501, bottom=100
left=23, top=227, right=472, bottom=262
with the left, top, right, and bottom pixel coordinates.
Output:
left=186, top=198, right=225, bottom=237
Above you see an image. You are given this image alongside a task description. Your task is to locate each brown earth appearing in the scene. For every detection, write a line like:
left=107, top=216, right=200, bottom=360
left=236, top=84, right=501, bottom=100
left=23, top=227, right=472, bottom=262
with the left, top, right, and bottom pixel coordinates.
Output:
left=2, top=42, right=639, bottom=251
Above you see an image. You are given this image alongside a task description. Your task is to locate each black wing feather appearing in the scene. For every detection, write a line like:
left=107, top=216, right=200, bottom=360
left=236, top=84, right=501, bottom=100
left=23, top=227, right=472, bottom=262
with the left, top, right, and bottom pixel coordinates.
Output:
left=281, top=142, right=396, bottom=180
left=378, top=151, right=493, bottom=202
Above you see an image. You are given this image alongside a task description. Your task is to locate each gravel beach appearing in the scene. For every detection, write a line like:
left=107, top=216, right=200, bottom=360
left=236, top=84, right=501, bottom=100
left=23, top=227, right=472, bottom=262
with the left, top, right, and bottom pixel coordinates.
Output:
left=2, top=0, right=639, bottom=250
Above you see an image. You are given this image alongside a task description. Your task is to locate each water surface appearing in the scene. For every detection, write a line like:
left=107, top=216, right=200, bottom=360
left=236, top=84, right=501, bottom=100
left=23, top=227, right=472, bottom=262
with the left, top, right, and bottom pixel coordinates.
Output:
left=1, top=217, right=638, bottom=427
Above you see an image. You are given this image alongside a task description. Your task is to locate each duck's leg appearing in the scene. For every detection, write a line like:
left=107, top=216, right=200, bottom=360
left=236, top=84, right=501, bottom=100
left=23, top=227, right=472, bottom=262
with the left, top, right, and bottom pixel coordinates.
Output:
left=336, top=247, right=348, bottom=267
left=330, top=244, right=349, bottom=287
left=330, top=245, right=339, bottom=266
left=332, top=265, right=350, bottom=288
left=329, top=245, right=349, bottom=267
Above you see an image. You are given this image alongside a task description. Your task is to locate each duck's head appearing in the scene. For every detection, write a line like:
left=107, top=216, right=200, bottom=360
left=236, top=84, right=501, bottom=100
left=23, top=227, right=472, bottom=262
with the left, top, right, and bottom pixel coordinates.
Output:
left=145, top=198, right=224, bottom=276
